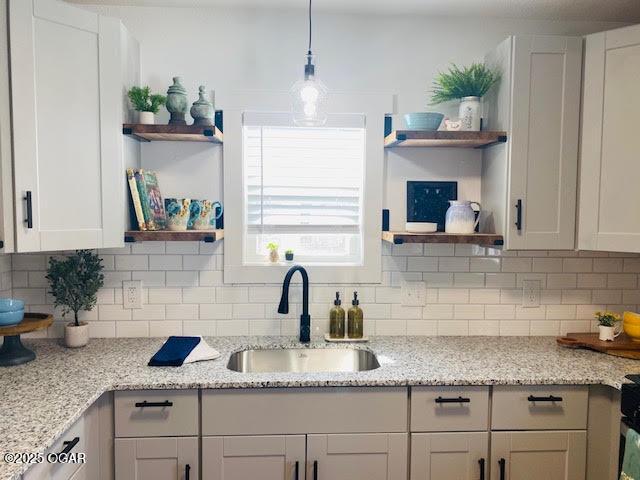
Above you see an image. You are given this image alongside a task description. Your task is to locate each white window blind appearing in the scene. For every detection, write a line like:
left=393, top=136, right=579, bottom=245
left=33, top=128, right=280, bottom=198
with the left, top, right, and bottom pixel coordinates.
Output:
left=242, top=112, right=366, bottom=265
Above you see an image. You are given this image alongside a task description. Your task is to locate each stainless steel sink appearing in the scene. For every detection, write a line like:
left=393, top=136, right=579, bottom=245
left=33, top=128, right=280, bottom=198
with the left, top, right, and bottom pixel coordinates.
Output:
left=227, top=348, right=380, bottom=373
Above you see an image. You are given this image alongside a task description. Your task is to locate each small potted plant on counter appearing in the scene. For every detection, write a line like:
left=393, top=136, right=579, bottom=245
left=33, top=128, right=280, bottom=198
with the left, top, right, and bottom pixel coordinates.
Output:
left=46, top=250, right=104, bottom=348
left=595, top=311, right=622, bottom=342
left=285, top=249, right=294, bottom=262
left=430, top=62, right=500, bottom=131
left=267, top=242, right=280, bottom=263
left=128, top=85, right=167, bottom=125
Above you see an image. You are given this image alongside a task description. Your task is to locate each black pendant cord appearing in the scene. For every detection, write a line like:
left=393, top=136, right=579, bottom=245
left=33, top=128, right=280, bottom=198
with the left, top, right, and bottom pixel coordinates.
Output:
left=307, top=0, right=313, bottom=55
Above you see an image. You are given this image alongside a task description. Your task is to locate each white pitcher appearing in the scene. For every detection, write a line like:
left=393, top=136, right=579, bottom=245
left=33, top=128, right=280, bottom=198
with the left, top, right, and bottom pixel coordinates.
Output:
left=445, top=200, right=481, bottom=234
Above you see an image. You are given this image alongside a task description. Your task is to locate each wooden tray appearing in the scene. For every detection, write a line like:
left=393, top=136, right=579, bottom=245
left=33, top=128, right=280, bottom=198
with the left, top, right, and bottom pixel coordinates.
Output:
left=0, top=313, right=53, bottom=336
left=557, top=332, right=640, bottom=359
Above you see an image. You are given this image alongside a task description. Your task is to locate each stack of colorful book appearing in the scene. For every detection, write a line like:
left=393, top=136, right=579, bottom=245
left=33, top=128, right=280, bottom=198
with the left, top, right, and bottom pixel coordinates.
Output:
left=126, top=168, right=167, bottom=231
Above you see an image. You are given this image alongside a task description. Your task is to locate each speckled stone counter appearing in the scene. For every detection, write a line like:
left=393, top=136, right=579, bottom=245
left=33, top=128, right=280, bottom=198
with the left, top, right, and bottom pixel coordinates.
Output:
left=1, top=335, right=639, bottom=480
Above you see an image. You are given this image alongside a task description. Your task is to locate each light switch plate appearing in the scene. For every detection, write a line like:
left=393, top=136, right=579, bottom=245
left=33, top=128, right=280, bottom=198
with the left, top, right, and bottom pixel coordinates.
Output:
left=522, top=280, right=541, bottom=308
left=401, top=281, right=427, bottom=306
left=123, top=280, right=143, bottom=309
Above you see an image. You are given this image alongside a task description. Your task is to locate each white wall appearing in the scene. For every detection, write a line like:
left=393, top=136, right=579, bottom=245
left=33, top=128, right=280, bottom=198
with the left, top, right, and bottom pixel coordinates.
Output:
left=86, top=5, right=624, bottom=228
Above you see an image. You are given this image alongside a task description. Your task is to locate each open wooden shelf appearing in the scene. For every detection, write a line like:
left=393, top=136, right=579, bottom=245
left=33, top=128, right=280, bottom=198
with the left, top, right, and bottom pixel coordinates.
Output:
left=384, top=130, right=507, bottom=148
left=123, top=124, right=223, bottom=143
left=382, top=231, right=503, bottom=246
left=124, top=229, right=224, bottom=243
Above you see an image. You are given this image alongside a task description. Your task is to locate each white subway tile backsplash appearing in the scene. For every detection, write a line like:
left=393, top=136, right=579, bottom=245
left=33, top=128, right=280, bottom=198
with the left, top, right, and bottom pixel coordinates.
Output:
left=9, top=245, right=636, bottom=338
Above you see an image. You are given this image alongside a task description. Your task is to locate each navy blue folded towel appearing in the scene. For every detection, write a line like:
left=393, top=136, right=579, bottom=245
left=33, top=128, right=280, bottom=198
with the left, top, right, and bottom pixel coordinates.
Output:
left=148, top=336, right=201, bottom=367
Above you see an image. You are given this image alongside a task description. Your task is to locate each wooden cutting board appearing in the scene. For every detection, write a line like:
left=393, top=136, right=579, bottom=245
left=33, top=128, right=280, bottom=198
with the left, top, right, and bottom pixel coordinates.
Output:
left=557, top=332, right=640, bottom=359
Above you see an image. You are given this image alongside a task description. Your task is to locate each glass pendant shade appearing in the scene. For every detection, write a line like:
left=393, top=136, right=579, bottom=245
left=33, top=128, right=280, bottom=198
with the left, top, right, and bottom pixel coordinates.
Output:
left=291, top=54, right=328, bottom=126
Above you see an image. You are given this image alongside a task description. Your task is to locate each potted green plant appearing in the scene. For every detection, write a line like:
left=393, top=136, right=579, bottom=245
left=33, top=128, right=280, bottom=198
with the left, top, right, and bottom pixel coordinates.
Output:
left=430, top=63, right=500, bottom=131
left=127, top=86, right=167, bottom=125
left=46, top=250, right=104, bottom=348
left=595, top=311, right=622, bottom=342
left=267, top=242, right=279, bottom=263
left=285, top=249, right=294, bottom=261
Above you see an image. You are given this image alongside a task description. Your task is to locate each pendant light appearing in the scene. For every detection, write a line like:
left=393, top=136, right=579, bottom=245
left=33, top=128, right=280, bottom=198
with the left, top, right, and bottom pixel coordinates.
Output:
left=291, top=0, right=328, bottom=126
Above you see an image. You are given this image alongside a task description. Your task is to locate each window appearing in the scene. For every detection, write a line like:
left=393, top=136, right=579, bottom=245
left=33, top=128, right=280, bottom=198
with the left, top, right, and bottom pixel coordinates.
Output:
left=242, top=112, right=365, bottom=265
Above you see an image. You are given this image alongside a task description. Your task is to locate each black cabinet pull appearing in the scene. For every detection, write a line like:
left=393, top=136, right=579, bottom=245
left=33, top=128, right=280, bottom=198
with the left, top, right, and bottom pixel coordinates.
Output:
left=134, top=400, right=173, bottom=408
left=24, top=191, right=33, bottom=229
left=527, top=395, right=563, bottom=403
left=498, top=458, right=506, bottom=480
left=435, top=396, right=470, bottom=404
left=515, top=199, right=522, bottom=231
left=185, top=463, right=190, bottom=480
left=59, top=437, right=79, bottom=455
left=478, top=458, right=485, bottom=480
left=294, top=460, right=299, bottom=480
left=313, top=460, right=318, bottom=480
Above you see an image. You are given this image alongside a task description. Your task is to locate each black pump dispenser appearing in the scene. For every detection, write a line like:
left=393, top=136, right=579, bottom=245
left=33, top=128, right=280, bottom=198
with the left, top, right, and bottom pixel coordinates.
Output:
left=334, top=292, right=341, bottom=306
left=352, top=291, right=359, bottom=306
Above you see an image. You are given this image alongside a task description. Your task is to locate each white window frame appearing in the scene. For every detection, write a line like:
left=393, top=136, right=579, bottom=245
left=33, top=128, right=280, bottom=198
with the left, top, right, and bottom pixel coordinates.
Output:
left=223, top=92, right=391, bottom=284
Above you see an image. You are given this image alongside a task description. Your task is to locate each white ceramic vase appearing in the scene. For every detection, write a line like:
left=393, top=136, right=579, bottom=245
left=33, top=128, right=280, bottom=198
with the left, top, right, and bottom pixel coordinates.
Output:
left=138, top=111, right=155, bottom=125
left=65, top=321, right=89, bottom=348
left=598, top=324, right=621, bottom=342
left=459, top=96, right=481, bottom=131
left=445, top=200, right=481, bottom=234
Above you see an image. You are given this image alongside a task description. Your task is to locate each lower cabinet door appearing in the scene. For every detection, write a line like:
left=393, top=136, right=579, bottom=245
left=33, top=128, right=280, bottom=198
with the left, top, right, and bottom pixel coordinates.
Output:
left=114, top=437, right=198, bottom=480
left=411, top=432, right=489, bottom=480
left=490, top=431, right=586, bottom=480
left=306, top=433, right=407, bottom=480
left=202, top=435, right=306, bottom=480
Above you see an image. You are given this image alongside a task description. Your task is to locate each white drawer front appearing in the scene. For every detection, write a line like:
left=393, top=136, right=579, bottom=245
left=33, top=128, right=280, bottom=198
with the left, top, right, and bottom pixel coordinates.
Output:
left=114, top=390, right=198, bottom=438
left=491, top=385, right=588, bottom=430
left=411, top=386, right=490, bottom=432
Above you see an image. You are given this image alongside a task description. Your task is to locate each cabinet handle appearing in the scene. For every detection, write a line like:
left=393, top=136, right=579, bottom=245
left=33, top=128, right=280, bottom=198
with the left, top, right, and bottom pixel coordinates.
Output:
left=498, top=458, right=506, bottom=480
left=294, top=460, right=299, bottom=480
left=59, top=437, right=80, bottom=455
left=185, top=463, right=190, bottom=480
left=478, top=458, right=485, bottom=480
left=435, top=396, right=470, bottom=404
left=515, top=199, right=522, bottom=231
left=527, top=395, right=563, bottom=403
left=134, top=400, right=173, bottom=408
left=24, top=191, right=33, bottom=229
left=313, top=460, right=318, bottom=480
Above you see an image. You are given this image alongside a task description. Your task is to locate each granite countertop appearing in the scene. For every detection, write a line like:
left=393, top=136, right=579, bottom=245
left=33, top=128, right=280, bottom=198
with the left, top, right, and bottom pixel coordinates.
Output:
left=2, top=335, right=639, bottom=480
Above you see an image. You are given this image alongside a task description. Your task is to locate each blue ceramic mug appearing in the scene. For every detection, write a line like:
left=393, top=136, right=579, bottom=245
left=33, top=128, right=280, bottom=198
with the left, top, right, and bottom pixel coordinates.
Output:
left=189, top=200, right=223, bottom=230
left=164, top=198, right=191, bottom=231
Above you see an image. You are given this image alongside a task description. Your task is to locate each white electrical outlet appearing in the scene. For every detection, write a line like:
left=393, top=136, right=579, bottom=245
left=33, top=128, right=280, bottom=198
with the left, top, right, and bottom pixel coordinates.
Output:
left=123, top=280, right=143, bottom=309
left=401, top=281, right=427, bottom=306
left=522, top=280, right=541, bottom=308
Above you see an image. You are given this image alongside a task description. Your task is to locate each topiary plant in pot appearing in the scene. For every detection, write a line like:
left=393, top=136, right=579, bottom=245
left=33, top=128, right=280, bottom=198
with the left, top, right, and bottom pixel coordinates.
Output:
left=46, top=250, right=104, bottom=348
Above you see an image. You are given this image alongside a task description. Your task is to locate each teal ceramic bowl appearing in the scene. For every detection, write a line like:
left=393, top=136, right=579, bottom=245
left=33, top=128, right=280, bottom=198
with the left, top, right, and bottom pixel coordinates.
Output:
left=0, top=309, right=24, bottom=326
left=0, top=299, right=25, bottom=313
left=404, top=112, right=445, bottom=131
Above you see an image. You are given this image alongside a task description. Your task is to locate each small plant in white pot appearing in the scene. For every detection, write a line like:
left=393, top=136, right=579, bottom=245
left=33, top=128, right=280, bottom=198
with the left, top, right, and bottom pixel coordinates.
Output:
left=430, top=63, right=500, bottom=131
left=127, top=86, right=166, bottom=125
left=46, top=250, right=104, bottom=348
left=595, top=311, right=621, bottom=342
left=267, top=242, right=279, bottom=263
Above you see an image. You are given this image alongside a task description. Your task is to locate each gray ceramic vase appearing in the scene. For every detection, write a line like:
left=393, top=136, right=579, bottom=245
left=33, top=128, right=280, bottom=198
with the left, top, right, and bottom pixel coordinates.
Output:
left=166, top=76, right=188, bottom=125
left=190, top=86, right=215, bottom=126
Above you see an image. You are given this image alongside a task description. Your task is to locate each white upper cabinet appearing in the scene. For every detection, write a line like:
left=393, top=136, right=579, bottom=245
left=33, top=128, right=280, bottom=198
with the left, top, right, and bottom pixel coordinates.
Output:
left=482, top=35, right=582, bottom=250
left=578, top=24, right=640, bottom=253
left=9, top=0, right=125, bottom=252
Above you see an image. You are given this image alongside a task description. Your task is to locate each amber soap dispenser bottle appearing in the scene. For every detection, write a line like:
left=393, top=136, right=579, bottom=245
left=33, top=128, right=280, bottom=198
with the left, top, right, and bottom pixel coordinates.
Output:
left=347, top=291, right=364, bottom=338
left=329, top=292, right=345, bottom=338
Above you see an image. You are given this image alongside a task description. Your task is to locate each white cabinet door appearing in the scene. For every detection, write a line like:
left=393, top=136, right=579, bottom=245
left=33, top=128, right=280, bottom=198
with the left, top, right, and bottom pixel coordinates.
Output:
left=578, top=24, right=640, bottom=253
left=9, top=0, right=124, bottom=252
left=115, top=437, right=198, bottom=480
left=508, top=35, right=582, bottom=250
left=411, top=432, right=488, bottom=480
left=202, top=435, right=305, bottom=480
left=0, top=0, right=14, bottom=253
left=306, top=433, right=407, bottom=480
left=490, top=431, right=586, bottom=480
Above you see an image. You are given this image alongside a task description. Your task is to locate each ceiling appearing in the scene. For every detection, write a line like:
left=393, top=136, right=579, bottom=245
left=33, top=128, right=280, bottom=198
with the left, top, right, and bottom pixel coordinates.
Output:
left=67, top=0, right=640, bottom=22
